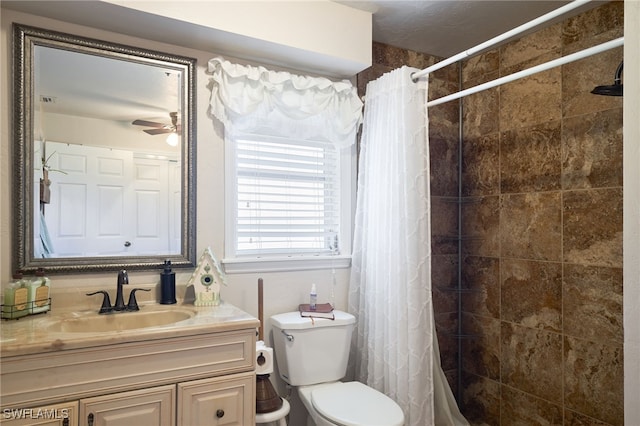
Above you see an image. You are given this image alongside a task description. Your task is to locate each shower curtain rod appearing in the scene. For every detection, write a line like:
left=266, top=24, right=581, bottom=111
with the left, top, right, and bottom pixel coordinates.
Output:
left=426, top=37, right=624, bottom=107
left=410, top=0, right=592, bottom=81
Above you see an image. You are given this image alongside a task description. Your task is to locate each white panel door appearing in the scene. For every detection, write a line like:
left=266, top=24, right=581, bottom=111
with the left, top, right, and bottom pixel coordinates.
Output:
left=130, top=157, right=170, bottom=254
left=168, top=160, right=182, bottom=253
left=42, top=142, right=170, bottom=256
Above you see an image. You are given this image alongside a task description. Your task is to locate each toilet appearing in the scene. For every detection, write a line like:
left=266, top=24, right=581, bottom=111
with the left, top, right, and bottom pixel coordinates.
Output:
left=271, top=310, right=405, bottom=426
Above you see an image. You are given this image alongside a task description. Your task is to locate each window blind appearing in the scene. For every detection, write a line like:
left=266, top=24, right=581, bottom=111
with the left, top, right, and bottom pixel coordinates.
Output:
left=233, top=135, right=340, bottom=256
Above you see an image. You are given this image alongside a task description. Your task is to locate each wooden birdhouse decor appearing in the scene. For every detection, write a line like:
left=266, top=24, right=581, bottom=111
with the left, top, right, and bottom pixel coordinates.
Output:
left=188, top=247, right=227, bottom=307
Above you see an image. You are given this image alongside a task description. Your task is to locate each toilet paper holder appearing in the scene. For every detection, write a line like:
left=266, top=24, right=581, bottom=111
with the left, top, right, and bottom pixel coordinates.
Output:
left=256, top=341, right=274, bottom=375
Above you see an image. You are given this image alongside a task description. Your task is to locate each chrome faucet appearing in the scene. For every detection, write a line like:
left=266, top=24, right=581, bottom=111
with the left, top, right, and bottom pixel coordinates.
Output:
left=113, top=269, right=129, bottom=311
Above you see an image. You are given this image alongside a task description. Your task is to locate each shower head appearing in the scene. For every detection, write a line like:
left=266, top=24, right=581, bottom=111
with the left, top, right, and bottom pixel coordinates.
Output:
left=591, top=61, right=623, bottom=96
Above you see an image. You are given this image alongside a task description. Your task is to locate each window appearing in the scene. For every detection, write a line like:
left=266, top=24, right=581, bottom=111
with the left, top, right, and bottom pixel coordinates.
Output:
left=224, top=132, right=354, bottom=273
left=208, top=56, right=362, bottom=272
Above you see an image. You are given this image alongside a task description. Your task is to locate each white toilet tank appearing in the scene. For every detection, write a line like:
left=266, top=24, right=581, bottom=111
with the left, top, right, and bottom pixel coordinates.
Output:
left=271, top=310, right=356, bottom=386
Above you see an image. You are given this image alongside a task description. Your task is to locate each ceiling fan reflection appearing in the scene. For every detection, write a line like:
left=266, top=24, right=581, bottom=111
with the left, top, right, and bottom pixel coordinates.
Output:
left=132, top=111, right=181, bottom=136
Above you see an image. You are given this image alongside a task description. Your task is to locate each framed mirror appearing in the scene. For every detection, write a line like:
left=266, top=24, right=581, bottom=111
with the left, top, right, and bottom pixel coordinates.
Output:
left=13, top=24, right=196, bottom=273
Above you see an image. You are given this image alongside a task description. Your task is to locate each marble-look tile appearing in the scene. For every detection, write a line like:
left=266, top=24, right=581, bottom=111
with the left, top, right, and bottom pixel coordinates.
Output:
left=430, top=136, right=459, bottom=197
left=564, top=409, right=615, bottom=426
left=461, top=372, right=501, bottom=426
left=462, top=49, right=499, bottom=84
left=431, top=253, right=458, bottom=315
left=563, top=188, right=623, bottom=267
left=499, top=53, right=562, bottom=132
left=500, top=22, right=562, bottom=70
left=501, top=385, right=563, bottom=425
left=561, top=1, right=624, bottom=47
left=430, top=61, right=459, bottom=84
left=372, top=42, right=459, bottom=83
left=430, top=76, right=459, bottom=130
left=461, top=196, right=500, bottom=257
left=561, top=108, right=623, bottom=190
left=432, top=286, right=458, bottom=321
left=435, top=313, right=459, bottom=373
left=444, top=369, right=459, bottom=405
left=500, top=192, right=562, bottom=261
left=431, top=253, right=458, bottom=290
left=462, top=313, right=500, bottom=380
left=462, top=133, right=500, bottom=197
left=372, top=42, right=422, bottom=70
left=564, top=336, right=624, bottom=425
left=463, top=72, right=500, bottom=139
left=501, top=322, right=563, bottom=404
left=461, top=256, right=499, bottom=319
left=562, top=47, right=623, bottom=119
left=431, top=197, right=458, bottom=255
left=501, top=259, right=562, bottom=332
left=561, top=0, right=623, bottom=120
left=563, top=263, right=623, bottom=343
left=500, top=120, right=562, bottom=193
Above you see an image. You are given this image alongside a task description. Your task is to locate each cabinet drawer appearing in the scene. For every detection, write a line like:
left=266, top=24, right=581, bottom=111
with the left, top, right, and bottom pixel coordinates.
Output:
left=177, top=372, right=255, bottom=426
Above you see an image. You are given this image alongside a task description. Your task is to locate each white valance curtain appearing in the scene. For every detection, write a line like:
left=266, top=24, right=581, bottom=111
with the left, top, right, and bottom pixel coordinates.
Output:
left=208, top=57, right=363, bottom=148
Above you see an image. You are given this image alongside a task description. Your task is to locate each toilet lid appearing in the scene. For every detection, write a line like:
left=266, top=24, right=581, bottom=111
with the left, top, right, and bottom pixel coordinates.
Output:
left=311, top=382, right=404, bottom=426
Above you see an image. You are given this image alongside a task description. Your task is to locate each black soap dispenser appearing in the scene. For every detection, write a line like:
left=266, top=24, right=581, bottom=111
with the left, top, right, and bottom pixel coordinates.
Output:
left=160, top=260, right=177, bottom=305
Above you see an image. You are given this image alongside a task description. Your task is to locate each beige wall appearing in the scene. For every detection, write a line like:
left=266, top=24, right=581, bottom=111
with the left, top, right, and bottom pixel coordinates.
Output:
left=0, top=8, right=354, bottom=423
left=0, top=0, right=351, bottom=396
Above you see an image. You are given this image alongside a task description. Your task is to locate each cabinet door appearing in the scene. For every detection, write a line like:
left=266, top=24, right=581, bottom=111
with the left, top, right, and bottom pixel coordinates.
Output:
left=177, top=372, right=255, bottom=426
left=79, top=385, right=175, bottom=426
left=0, top=401, right=78, bottom=426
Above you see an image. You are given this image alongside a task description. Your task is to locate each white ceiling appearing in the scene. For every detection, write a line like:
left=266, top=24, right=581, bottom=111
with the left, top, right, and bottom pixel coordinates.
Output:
left=336, top=0, right=601, bottom=58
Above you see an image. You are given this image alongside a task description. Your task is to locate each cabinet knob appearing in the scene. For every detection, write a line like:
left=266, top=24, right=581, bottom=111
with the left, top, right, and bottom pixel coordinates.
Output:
left=216, top=409, right=225, bottom=418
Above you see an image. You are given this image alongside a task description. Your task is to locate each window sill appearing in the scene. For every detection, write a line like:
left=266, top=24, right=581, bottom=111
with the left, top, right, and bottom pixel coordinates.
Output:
left=221, top=255, right=351, bottom=274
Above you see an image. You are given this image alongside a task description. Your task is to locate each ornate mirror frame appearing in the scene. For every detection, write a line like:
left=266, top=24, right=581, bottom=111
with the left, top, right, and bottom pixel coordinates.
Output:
left=13, top=24, right=196, bottom=273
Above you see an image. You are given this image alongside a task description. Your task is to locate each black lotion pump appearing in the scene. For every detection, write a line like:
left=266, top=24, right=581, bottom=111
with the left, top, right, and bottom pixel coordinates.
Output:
left=160, top=260, right=177, bottom=305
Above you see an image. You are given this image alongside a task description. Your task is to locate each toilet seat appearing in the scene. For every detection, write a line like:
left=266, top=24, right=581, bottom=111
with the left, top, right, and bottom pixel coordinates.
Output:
left=310, top=382, right=404, bottom=426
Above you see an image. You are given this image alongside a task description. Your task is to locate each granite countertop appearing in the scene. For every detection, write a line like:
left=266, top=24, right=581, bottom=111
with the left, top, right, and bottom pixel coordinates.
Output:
left=0, top=302, right=259, bottom=358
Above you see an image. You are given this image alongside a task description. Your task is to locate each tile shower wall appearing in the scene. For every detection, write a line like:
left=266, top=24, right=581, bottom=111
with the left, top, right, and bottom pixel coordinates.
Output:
left=460, top=2, right=624, bottom=425
left=358, top=2, right=623, bottom=425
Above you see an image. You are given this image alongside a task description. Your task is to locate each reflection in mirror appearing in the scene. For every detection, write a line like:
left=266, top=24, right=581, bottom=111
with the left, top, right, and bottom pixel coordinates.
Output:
left=14, top=24, right=196, bottom=273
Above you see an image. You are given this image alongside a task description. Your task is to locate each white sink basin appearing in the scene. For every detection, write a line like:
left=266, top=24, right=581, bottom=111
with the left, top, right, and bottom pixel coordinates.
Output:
left=46, top=309, right=195, bottom=333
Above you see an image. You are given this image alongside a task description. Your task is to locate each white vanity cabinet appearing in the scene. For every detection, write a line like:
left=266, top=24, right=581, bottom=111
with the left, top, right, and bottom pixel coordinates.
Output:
left=177, top=372, right=255, bottom=426
left=0, top=304, right=259, bottom=426
left=0, top=402, right=78, bottom=426
left=73, top=372, right=255, bottom=426
left=79, top=385, right=175, bottom=426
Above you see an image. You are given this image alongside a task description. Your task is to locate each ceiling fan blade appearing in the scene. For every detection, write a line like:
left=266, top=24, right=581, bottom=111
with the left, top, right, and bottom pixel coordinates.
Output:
left=144, top=128, right=172, bottom=135
left=132, top=119, right=165, bottom=128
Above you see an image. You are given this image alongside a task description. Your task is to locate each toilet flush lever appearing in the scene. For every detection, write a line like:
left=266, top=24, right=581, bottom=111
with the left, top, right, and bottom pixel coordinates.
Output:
left=281, top=329, right=294, bottom=342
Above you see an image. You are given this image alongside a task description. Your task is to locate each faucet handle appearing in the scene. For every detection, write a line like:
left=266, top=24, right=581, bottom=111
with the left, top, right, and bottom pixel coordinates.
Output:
left=126, top=288, right=151, bottom=311
left=86, top=291, right=113, bottom=314
left=118, top=269, right=129, bottom=285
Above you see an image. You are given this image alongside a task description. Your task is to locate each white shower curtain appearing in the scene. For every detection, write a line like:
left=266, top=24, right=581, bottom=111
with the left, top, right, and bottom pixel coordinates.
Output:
left=348, top=66, right=468, bottom=426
